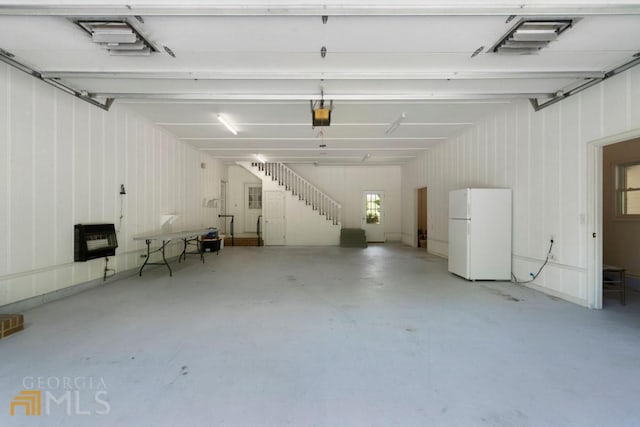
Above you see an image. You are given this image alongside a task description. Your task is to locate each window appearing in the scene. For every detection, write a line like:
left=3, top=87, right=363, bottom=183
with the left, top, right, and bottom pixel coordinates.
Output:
left=617, top=162, right=640, bottom=216
left=248, top=186, right=262, bottom=209
left=365, top=193, right=381, bottom=224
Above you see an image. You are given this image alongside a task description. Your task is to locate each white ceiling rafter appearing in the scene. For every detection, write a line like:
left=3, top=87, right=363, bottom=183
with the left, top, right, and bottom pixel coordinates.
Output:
left=2, top=4, right=640, bottom=16
left=88, top=92, right=554, bottom=101
left=39, top=71, right=606, bottom=80
left=181, top=137, right=447, bottom=141
left=155, top=122, right=473, bottom=126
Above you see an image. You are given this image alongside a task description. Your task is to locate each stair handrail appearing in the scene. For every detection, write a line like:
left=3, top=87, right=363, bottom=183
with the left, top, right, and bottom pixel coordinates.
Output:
left=256, top=162, right=341, bottom=208
left=218, top=214, right=235, bottom=246
left=256, top=215, right=262, bottom=247
left=250, top=161, right=342, bottom=225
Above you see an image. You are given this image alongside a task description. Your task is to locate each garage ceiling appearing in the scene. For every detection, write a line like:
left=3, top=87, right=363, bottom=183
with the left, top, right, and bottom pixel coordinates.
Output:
left=1, top=1, right=639, bottom=165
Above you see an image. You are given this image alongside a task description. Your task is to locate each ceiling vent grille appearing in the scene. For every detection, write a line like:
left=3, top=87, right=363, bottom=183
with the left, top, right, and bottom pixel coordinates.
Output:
left=76, top=20, right=157, bottom=56
left=491, top=19, right=574, bottom=55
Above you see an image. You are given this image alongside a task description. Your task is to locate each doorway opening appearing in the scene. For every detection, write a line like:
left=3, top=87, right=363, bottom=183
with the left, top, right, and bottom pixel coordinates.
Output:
left=362, top=191, right=384, bottom=242
left=602, top=137, right=640, bottom=308
left=417, top=187, right=428, bottom=248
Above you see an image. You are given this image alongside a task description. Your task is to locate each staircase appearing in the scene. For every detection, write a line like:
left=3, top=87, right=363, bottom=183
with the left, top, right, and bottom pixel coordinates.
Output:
left=244, top=162, right=342, bottom=226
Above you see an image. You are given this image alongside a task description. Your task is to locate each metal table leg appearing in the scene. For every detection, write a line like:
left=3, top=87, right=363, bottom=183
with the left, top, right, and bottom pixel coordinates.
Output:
left=178, top=238, right=188, bottom=263
left=139, top=239, right=152, bottom=276
left=161, top=240, right=172, bottom=276
left=139, top=239, right=173, bottom=277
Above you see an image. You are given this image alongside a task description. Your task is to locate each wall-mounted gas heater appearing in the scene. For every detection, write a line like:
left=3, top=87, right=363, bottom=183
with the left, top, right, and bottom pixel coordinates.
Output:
left=74, top=224, right=118, bottom=262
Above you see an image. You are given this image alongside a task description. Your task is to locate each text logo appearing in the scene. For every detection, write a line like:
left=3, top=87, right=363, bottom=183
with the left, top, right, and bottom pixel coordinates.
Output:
left=10, top=377, right=110, bottom=417
left=10, top=390, right=42, bottom=416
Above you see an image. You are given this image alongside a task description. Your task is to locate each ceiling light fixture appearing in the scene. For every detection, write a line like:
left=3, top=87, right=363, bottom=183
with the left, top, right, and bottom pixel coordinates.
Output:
left=491, top=19, right=575, bottom=55
left=470, top=46, right=484, bottom=58
left=76, top=20, right=158, bottom=56
left=311, top=86, right=333, bottom=128
left=255, top=154, right=267, bottom=163
left=163, top=45, right=176, bottom=58
left=362, top=153, right=371, bottom=162
left=385, top=112, right=407, bottom=134
left=217, top=114, right=238, bottom=135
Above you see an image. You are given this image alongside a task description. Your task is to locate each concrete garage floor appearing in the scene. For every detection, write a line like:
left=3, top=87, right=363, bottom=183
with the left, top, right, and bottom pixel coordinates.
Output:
left=1, top=245, right=640, bottom=427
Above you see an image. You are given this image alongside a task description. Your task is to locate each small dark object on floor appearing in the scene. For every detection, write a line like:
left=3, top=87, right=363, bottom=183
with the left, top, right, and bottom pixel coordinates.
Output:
left=0, top=313, right=24, bottom=339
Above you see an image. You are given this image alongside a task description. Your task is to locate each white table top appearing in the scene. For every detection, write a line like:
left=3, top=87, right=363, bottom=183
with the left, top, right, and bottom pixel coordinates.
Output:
left=133, top=228, right=214, bottom=241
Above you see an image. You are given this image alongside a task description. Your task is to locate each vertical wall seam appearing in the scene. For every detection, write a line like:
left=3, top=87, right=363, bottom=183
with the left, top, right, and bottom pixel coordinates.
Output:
left=541, top=108, right=546, bottom=265
left=31, top=79, right=36, bottom=278
left=557, top=103, right=563, bottom=268
left=627, top=71, right=632, bottom=130
left=101, top=109, right=106, bottom=220
left=70, top=98, right=76, bottom=284
left=87, top=106, right=92, bottom=221
left=504, top=110, right=508, bottom=186
left=527, top=102, right=532, bottom=259
left=52, top=90, right=58, bottom=290
left=5, top=66, right=12, bottom=299
left=577, top=92, right=585, bottom=271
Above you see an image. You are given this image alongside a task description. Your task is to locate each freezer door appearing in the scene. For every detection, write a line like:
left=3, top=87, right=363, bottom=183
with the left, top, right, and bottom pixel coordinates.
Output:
left=449, top=189, right=470, bottom=219
left=448, top=219, right=470, bottom=279
left=468, top=189, right=512, bottom=280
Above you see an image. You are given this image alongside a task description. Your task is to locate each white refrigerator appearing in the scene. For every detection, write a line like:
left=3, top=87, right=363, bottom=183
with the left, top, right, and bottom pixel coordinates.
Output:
left=448, top=188, right=512, bottom=281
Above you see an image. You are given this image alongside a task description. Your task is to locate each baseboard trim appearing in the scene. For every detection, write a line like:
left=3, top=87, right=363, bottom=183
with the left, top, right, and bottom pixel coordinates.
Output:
left=0, top=256, right=178, bottom=313
left=520, top=281, right=589, bottom=308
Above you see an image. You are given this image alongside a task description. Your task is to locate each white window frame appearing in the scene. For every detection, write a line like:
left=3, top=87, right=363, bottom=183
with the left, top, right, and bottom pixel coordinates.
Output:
left=616, top=161, right=640, bottom=217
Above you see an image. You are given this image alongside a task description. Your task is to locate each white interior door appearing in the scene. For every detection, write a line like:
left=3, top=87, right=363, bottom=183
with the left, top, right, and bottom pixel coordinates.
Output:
left=264, top=191, right=285, bottom=245
left=362, top=191, right=385, bottom=242
left=244, top=183, right=262, bottom=233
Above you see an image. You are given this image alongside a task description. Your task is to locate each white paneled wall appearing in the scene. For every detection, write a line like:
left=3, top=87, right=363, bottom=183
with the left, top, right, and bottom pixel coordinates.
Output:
left=288, top=164, right=403, bottom=241
left=0, top=64, right=225, bottom=306
left=402, top=66, right=640, bottom=306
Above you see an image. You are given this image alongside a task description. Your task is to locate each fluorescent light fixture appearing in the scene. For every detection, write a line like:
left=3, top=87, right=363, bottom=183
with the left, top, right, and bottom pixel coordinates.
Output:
left=385, top=112, right=406, bottom=134
left=76, top=20, right=157, bottom=57
left=109, top=48, right=151, bottom=56
left=255, top=154, right=267, bottom=163
left=217, top=114, right=238, bottom=135
left=107, top=40, right=147, bottom=50
left=491, top=19, right=574, bottom=55
left=92, top=29, right=136, bottom=44
left=361, top=153, right=371, bottom=162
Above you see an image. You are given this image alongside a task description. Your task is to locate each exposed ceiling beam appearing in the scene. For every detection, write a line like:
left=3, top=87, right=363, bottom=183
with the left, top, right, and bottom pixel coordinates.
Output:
left=156, top=122, right=473, bottom=126
left=41, top=71, right=606, bottom=80
left=2, top=4, right=640, bottom=16
left=214, top=156, right=418, bottom=159
left=199, top=147, right=436, bottom=151
left=91, top=92, right=552, bottom=101
left=182, top=137, right=446, bottom=141
left=119, top=99, right=512, bottom=105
